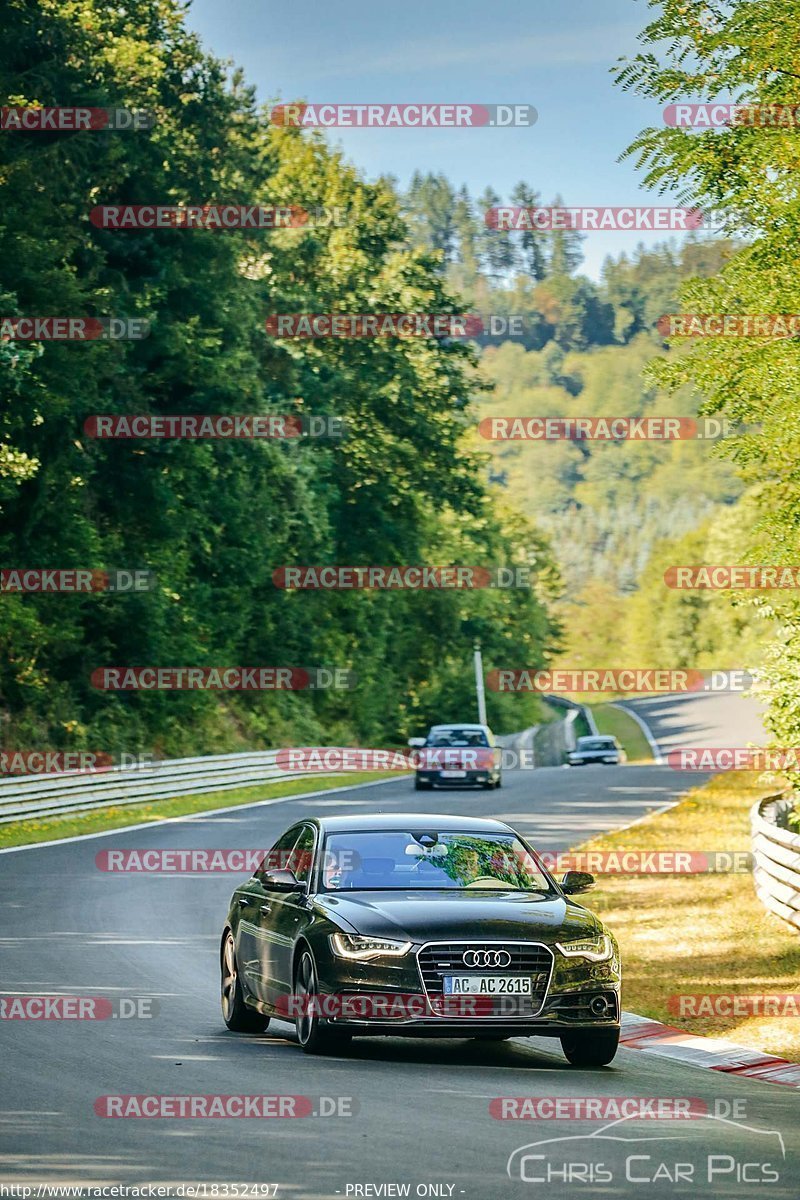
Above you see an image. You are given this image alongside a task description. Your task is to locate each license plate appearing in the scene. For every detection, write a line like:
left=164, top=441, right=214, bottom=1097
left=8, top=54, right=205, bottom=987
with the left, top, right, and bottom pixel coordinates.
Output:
left=440, top=769, right=467, bottom=778
left=442, top=975, right=532, bottom=995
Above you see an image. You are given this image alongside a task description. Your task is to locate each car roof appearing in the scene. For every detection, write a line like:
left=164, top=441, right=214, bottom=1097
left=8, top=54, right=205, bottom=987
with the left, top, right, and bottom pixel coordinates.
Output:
left=311, top=812, right=513, bottom=833
left=428, top=723, right=491, bottom=731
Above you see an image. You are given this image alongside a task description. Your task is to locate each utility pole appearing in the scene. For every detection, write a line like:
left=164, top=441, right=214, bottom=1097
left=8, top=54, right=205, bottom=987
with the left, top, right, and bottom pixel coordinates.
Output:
left=473, top=639, right=487, bottom=726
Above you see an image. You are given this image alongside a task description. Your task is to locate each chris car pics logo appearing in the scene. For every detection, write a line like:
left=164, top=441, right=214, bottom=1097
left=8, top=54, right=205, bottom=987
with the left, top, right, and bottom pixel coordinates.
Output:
left=506, top=1113, right=785, bottom=1186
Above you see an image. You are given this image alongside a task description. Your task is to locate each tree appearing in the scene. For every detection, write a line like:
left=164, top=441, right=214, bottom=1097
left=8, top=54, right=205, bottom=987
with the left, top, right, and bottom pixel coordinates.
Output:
left=478, top=186, right=519, bottom=281
left=0, top=0, right=561, bottom=754
left=510, top=181, right=547, bottom=282
left=614, top=0, right=800, bottom=753
left=545, top=194, right=584, bottom=276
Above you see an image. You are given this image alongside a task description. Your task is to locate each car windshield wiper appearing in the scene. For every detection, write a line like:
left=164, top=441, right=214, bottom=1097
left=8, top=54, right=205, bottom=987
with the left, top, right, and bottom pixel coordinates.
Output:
left=324, top=885, right=558, bottom=893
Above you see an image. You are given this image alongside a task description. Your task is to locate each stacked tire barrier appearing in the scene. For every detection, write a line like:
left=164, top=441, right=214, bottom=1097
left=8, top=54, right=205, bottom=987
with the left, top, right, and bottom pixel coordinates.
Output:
left=751, top=793, right=800, bottom=932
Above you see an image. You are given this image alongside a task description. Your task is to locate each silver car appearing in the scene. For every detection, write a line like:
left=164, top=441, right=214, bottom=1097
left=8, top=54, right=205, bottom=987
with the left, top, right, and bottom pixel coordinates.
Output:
left=410, top=723, right=503, bottom=790
left=567, top=735, right=625, bottom=766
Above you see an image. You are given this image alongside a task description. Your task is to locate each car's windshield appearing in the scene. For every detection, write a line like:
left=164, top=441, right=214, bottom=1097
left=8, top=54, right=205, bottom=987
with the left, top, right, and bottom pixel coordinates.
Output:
left=321, top=830, right=555, bottom=892
left=427, top=728, right=489, bottom=747
left=578, top=738, right=616, bottom=750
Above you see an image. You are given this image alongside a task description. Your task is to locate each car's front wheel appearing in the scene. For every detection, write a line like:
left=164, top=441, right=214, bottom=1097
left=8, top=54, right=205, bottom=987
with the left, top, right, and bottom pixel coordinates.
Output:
left=294, top=949, right=352, bottom=1055
left=221, top=930, right=269, bottom=1033
left=560, top=1028, right=619, bottom=1066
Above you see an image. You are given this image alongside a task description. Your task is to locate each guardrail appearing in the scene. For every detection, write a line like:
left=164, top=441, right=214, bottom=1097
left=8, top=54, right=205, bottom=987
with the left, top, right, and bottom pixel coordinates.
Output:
left=531, top=694, right=597, bottom=765
left=0, top=705, right=587, bottom=828
left=751, top=792, right=800, bottom=932
left=0, top=751, right=331, bottom=826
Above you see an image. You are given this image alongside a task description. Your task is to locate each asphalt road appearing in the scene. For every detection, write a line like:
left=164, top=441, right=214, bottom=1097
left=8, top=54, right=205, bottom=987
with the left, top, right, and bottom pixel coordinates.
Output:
left=1, top=692, right=796, bottom=1199
left=623, top=691, right=768, bottom=753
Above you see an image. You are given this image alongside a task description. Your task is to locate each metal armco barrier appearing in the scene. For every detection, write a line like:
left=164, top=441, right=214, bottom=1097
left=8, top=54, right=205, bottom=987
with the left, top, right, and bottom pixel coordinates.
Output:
left=0, top=751, right=335, bottom=825
left=751, top=793, right=800, bottom=932
left=0, top=702, right=588, bottom=828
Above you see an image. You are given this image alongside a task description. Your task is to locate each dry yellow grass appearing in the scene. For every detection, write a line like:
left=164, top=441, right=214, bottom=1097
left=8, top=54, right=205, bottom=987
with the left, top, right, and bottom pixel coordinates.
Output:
left=576, top=772, right=800, bottom=1062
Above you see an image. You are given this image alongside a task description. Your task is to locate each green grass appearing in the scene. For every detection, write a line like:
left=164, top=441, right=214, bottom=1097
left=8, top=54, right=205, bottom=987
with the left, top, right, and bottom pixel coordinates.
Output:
left=591, top=701, right=652, bottom=762
left=0, top=770, right=402, bottom=849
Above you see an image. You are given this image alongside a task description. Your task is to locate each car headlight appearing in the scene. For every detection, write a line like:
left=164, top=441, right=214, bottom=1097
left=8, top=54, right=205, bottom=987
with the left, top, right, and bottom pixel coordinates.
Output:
left=555, top=934, right=613, bottom=962
left=330, top=933, right=412, bottom=961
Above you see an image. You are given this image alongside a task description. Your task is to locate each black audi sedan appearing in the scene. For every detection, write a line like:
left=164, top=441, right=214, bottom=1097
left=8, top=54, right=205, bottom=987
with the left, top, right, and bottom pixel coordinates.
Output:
left=220, top=813, right=621, bottom=1065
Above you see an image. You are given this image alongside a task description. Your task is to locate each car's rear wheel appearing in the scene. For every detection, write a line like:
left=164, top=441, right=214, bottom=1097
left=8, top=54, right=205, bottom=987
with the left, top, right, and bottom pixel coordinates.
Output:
left=221, top=931, right=269, bottom=1032
left=294, top=949, right=352, bottom=1055
left=560, top=1028, right=619, bottom=1066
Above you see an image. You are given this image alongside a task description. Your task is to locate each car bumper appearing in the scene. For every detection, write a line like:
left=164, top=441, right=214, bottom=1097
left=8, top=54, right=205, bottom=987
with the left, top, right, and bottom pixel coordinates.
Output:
left=568, top=757, right=620, bottom=765
left=320, top=989, right=620, bottom=1037
left=416, top=771, right=497, bottom=785
left=312, top=942, right=620, bottom=1037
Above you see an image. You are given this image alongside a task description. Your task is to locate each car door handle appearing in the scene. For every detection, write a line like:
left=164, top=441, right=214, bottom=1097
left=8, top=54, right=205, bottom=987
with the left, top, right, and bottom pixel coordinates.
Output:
left=259, top=904, right=271, bottom=916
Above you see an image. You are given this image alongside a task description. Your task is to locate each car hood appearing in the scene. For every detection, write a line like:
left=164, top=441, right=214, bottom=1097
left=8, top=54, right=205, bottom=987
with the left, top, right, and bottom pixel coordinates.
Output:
left=314, top=889, right=601, bottom=944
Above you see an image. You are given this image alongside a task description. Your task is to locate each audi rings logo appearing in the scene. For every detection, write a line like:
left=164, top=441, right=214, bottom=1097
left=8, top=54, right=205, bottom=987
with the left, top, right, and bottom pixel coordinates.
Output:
left=462, top=948, right=512, bottom=969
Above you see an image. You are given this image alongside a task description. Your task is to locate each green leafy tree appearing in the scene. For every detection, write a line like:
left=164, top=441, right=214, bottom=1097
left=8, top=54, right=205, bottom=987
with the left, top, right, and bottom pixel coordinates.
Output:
left=614, top=0, right=800, bottom=750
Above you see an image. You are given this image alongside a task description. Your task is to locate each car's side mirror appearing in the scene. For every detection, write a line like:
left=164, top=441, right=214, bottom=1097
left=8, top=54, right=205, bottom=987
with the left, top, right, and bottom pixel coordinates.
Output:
left=560, top=870, right=595, bottom=895
left=261, top=868, right=305, bottom=893
left=407, top=737, right=426, bottom=748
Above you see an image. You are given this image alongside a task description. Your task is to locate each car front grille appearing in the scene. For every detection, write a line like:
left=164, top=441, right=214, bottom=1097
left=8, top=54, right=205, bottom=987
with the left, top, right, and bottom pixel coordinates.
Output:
left=416, top=941, right=553, bottom=1018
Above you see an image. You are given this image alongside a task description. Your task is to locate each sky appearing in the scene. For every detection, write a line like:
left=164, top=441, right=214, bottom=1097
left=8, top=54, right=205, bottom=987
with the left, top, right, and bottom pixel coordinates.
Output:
left=185, top=0, right=688, bottom=279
